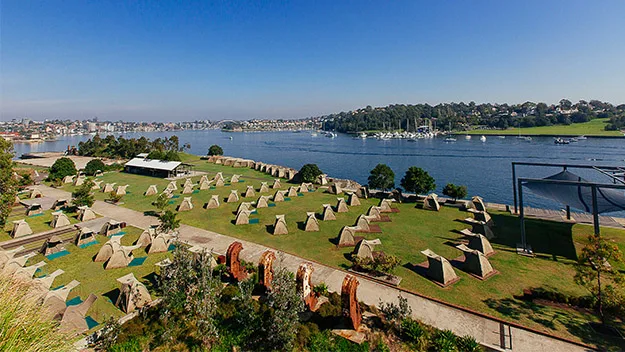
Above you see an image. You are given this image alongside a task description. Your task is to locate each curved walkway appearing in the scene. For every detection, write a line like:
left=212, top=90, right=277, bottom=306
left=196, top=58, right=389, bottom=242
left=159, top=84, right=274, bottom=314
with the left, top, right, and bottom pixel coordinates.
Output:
left=38, top=185, right=593, bottom=352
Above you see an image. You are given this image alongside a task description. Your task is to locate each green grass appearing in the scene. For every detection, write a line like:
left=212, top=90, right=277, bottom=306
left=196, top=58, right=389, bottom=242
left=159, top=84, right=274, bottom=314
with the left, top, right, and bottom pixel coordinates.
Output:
left=54, top=155, right=625, bottom=348
left=28, top=225, right=171, bottom=327
left=3, top=209, right=83, bottom=243
left=463, top=118, right=623, bottom=136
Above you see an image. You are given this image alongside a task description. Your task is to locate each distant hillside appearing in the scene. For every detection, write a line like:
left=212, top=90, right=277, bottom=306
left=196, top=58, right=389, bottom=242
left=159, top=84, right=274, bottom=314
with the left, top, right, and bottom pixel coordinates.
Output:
left=319, top=100, right=625, bottom=133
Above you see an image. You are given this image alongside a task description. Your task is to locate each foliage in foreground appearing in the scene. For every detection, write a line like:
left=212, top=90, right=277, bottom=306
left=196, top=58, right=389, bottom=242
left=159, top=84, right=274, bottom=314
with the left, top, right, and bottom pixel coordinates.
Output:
left=0, top=274, right=73, bottom=352
left=0, top=138, right=17, bottom=227
left=299, top=163, right=323, bottom=183
left=48, top=157, right=77, bottom=182
left=208, top=144, right=224, bottom=156
left=72, top=179, right=95, bottom=207
left=443, top=183, right=468, bottom=201
left=400, top=166, right=435, bottom=195
left=368, top=164, right=395, bottom=191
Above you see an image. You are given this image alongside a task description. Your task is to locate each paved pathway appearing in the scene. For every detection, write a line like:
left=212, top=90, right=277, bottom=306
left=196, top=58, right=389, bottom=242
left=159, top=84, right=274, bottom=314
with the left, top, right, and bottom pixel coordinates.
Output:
left=35, top=185, right=593, bottom=352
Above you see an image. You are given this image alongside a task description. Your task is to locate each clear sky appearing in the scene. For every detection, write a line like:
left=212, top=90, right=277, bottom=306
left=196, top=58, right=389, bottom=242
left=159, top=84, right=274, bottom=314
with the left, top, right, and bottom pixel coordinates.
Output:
left=1, top=1, right=624, bottom=122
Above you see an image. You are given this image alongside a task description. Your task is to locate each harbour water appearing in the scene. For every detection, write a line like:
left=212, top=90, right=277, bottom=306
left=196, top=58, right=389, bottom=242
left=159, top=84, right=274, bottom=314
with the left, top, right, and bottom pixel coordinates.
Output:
left=13, top=131, right=625, bottom=213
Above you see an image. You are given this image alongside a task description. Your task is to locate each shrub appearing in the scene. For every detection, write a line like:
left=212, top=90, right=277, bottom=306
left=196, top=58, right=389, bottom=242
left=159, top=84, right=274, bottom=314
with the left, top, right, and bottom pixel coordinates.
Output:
left=379, top=295, right=412, bottom=326
left=432, top=329, right=458, bottom=352
left=72, top=180, right=95, bottom=207
left=108, top=190, right=123, bottom=204
left=84, top=158, right=106, bottom=176
left=401, top=318, right=425, bottom=342
left=353, top=253, right=401, bottom=274
left=313, top=282, right=329, bottom=296
left=48, top=157, right=77, bottom=181
left=456, top=335, right=483, bottom=352
left=442, top=183, right=468, bottom=201
left=299, top=164, right=323, bottom=183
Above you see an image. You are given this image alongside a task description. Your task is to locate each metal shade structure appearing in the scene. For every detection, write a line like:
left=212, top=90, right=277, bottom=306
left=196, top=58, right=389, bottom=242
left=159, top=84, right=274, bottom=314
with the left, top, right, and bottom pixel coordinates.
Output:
left=513, top=162, right=625, bottom=254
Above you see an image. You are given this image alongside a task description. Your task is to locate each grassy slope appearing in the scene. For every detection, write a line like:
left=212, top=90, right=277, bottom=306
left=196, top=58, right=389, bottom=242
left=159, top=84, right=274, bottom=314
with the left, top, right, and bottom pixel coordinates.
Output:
left=55, top=155, right=625, bottom=347
left=464, top=118, right=622, bottom=136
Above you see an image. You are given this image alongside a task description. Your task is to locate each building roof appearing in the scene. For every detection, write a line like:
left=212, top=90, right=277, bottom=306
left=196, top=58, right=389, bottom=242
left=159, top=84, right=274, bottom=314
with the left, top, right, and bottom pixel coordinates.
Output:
left=124, top=157, right=182, bottom=171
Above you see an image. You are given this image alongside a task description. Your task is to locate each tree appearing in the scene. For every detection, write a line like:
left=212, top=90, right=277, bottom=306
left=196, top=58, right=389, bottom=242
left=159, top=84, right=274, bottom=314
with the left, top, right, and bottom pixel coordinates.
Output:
left=208, top=145, right=224, bottom=156
left=574, top=234, right=624, bottom=324
left=48, top=157, right=77, bottom=181
left=152, top=193, right=169, bottom=215
left=400, top=167, right=435, bottom=195
left=71, top=180, right=95, bottom=207
left=159, top=210, right=180, bottom=233
left=147, top=150, right=165, bottom=160
left=442, top=183, right=468, bottom=201
left=368, top=164, right=395, bottom=191
left=0, top=138, right=17, bottom=228
left=260, top=266, right=304, bottom=350
left=298, top=164, right=323, bottom=183
left=84, top=159, right=105, bottom=176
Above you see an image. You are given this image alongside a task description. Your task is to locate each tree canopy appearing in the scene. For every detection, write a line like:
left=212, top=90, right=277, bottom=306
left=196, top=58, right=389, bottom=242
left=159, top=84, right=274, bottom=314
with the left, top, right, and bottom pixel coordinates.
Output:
left=0, top=139, right=17, bottom=227
left=442, top=183, right=468, bottom=201
left=72, top=180, right=95, bottom=207
left=208, top=145, right=224, bottom=156
left=84, top=159, right=106, bottom=176
left=368, top=164, right=395, bottom=191
left=400, top=167, right=435, bottom=195
left=48, top=157, right=77, bottom=181
left=78, top=135, right=184, bottom=159
left=298, top=164, right=323, bottom=183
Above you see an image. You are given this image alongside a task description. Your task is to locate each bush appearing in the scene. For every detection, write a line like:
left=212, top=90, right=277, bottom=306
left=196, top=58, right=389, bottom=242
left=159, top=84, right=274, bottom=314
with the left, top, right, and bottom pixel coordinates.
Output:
left=353, top=253, right=401, bottom=274
left=48, top=157, right=77, bottom=181
left=313, top=282, right=328, bottom=296
left=400, top=166, right=435, bottom=195
left=84, top=159, right=106, bottom=176
left=299, top=164, right=323, bottom=183
left=432, top=329, right=458, bottom=352
left=456, top=335, right=483, bottom=352
left=108, top=191, right=123, bottom=204
left=442, top=183, right=468, bottom=201
left=208, top=144, right=224, bottom=156
left=72, top=180, right=95, bottom=207
left=401, top=318, right=425, bottom=342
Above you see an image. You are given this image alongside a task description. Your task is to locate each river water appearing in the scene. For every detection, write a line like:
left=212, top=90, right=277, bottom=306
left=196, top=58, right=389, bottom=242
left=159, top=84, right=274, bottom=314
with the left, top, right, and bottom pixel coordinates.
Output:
left=13, top=131, right=625, bottom=213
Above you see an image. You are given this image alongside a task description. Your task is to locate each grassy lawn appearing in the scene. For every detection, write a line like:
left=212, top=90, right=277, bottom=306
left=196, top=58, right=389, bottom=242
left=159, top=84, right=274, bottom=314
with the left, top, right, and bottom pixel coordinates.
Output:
left=464, top=118, right=623, bottom=136
left=2, top=208, right=83, bottom=244
left=27, top=225, right=171, bottom=329
left=54, top=155, right=625, bottom=348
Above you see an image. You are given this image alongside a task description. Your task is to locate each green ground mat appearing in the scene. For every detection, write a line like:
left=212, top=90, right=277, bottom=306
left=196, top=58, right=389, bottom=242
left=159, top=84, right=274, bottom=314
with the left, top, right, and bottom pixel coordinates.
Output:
left=248, top=218, right=260, bottom=224
left=268, top=203, right=276, bottom=207
left=78, top=241, right=98, bottom=249
left=284, top=197, right=292, bottom=201
left=66, top=296, right=83, bottom=306
left=28, top=213, right=44, bottom=218
left=85, top=316, right=99, bottom=329
left=46, top=250, right=70, bottom=261
left=128, top=257, right=147, bottom=267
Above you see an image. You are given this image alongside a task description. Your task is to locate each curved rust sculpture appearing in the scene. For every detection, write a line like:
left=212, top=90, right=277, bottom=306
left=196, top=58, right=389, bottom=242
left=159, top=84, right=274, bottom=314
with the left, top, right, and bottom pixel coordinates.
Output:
left=226, top=241, right=246, bottom=281
left=258, top=250, right=276, bottom=291
left=296, top=262, right=317, bottom=310
left=341, top=274, right=362, bottom=330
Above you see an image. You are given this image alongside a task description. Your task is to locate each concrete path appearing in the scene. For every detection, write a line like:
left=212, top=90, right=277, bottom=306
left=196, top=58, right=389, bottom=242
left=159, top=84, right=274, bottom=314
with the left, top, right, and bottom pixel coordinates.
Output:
left=34, top=185, right=593, bottom=352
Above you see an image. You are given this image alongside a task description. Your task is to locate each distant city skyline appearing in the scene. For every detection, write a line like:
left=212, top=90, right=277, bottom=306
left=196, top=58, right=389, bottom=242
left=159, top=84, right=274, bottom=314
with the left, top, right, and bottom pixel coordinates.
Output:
left=2, top=0, right=624, bottom=122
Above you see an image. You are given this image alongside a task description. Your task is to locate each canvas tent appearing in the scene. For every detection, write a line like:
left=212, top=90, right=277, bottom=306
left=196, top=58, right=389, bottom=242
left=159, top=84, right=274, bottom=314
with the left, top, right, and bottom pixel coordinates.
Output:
left=26, top=203, right=42, bottom=216
left=322, top=204, right=336, bottom=221
left=421, top=249, right=459, bottom=286
left=199, top=179, right=212, bottom=190
left=227, top=190, right=240, bottom=203
left=73, top=176, right=85, bottom=187
left=235, top=210, right=251, bottom=225
left=75, top=227, right=96, bottom=247
left=354, top=214, right=373, bottom=232
left=94, top=236, right=122, bottom=262
left=101, top=220, right=123, bottom=236
left=244, top=186, right=256, bottom=198
left=31, top=269, right=65, bottom=298
left=231, top=174, right=241, bottom=183
left=335, top=197, right=349, bottom=213
left=52, top=198, right=69, bottom=210
left=353, top=239, right=381, bottom=260
left=144, top=185, right=158, bottom=196
left=91, top=180, right=102, bottom=190
left=366, top=206, right=382, bottom=220
left=63, top=175, right=75, bottom=184
left=256, top=195, right=270, bottom=208
left=465, top=232, right=495, bottom=256
left=259, top=182, right=269, bottom=193
left=178, top=197, right=194, bottom=211
left=213, top=172, right=224, bottom=183
left=11, top=219, right=32, bottom=238
left=474, top=211, right=494, bottom=226
left=166, top=181, right=178, bottom=191
left=59, top=294, right=98, bottom=334
left=337, top=226, right=362, bottom=247
left=423, top=193, right=441, bottom=211
left=116, top=273, right=152, bottom=313
left=347, top=192, right=361, bottom=206
left=182, top=184, right=194, bottom=194
left=236, top=202, right=252, bottom=215
left=272, top=215, right=288, bottom=235
left=456, top=244, right=495, bottom=278
left=378, top=199, right=395, bottom=213
left=183, top=178, right=193, bottom=189
left=0, top=246, right=25, bottom=269
left=41, top=235, right=65, bottom=256
left=287, top=186, right=298, bottom=198
left=51, top=211, right=71, bottom=228
left=330, top=184, right=343, bottom=195
left=2, top=253, right=36, bottom=276
left=77, top=206, right=96, bottom=221
left=206, top=195, right=220, bottom=209
left=471, top=196, right=487, bottom=212
left=30, top=188, right=43, bottom=198
left=102, top=183, right=116, bottom=193
left=273, top=190, right=285, bottom=202
left=12, top=261, right=46, bottom=282
left=200, top=175, right=209, bottom=184
left=148, top=233, right=173, bottom=253
left=42, top=280, right=80, bottom=319
left=304, top=212, right=319, bottom=232
left=272, top=179, right=281, bottom=189
left=136, top=228, right=157, bottom=247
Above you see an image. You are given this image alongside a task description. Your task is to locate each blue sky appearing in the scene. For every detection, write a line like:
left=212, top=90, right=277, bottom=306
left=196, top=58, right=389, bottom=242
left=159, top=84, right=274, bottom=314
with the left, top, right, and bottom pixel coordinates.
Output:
left=2, top=1, right=624, bottom=121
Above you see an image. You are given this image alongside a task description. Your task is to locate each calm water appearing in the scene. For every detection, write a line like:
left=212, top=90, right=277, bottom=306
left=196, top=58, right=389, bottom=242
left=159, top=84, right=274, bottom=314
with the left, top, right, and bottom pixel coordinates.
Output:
left=13, top=131, right=625, bottom=213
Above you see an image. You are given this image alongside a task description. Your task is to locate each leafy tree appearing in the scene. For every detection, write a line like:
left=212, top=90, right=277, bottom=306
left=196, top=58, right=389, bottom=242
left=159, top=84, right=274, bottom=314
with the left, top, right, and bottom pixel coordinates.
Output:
left=48, top=157, right=77, bottom=181
left=0, top=139, right=17, bottom=228
left=164, top=150, right=181, bottom=161
left=442, top=183, right=468, bottom=201
left=108, top=191, right=123, bottom=204
left=574, top=234, right=624, bottom=324
left=71, top=180, right=95, bottom=207
left=84, top=159, right=106, bottom=176
left=152, top=193, right=169, bottom=214
left=147, top=150, right=165, bottom=160
left=208, top=145, right=224, bottom=156
left=298, top=164, right=323, bottom=183
left=379, top=295, right=412, bottom=327
left=260, top=266, right=305, bottom=350
left=400, top=167, right=435, bottom=195
left=159, top=210, right=180, bottom=233
left=368, top=164, right=395, bottom=191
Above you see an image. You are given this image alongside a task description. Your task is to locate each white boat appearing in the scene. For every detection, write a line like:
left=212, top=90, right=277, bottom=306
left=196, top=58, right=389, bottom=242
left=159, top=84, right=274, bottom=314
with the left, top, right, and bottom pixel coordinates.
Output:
left=465, top=135, right=471, bottom=140
left=577, top=135, right=587, bottom=140
left=358, top=132, right=367, bottom=139
left=311, top=132, right=318, bottom=137
left=480, top=135, right=486, bottom=142
left=444, top=137, right=457, bottom=142
left=498, top=136, right=506, bottom=139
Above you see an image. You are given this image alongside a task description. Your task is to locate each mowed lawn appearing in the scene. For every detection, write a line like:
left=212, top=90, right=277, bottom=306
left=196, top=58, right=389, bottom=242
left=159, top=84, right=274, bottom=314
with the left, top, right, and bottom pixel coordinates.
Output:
left=56, top=156, right=625, bottom=347
left=465, top=118, right=623, bottom=136
left=2, top=208, right=83, bottom=243
left=28, top=225, right=170, bottom=328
